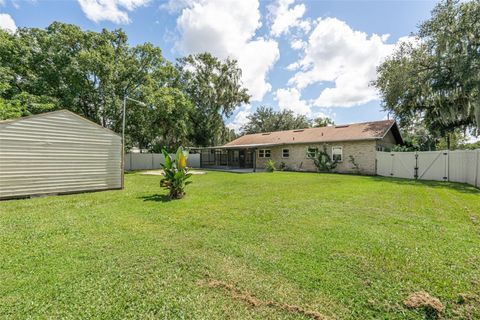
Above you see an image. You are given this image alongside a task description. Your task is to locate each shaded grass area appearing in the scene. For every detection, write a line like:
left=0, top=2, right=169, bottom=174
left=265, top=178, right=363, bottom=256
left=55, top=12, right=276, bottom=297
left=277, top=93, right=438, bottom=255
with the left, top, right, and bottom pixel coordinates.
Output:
left=1, top=172, right=479, bottom=319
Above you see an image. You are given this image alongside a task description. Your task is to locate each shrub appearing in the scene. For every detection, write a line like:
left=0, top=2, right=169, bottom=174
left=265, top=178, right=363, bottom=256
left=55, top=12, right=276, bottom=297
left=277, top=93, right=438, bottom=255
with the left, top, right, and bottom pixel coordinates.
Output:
left=312, top=145, right=338, bottom=172
left=160, top=147, right=192, bottom=199
left=265, top=159, right=276, bottom=172
left=349, top=155, right=360, bottom=174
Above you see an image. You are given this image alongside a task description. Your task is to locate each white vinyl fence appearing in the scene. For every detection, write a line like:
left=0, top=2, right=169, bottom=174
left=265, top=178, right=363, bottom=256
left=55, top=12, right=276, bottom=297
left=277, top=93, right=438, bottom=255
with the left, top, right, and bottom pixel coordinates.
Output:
left=124, top=153, right=200, bottom=171
left=376, top=149, right=480, bottom=188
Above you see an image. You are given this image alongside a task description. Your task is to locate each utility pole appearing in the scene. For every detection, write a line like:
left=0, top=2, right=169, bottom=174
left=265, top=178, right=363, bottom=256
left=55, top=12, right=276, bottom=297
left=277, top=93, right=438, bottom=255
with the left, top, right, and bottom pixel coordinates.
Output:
left=122, top=95, right=147, bottom=153
left=121, top=95, right=147, bottom=188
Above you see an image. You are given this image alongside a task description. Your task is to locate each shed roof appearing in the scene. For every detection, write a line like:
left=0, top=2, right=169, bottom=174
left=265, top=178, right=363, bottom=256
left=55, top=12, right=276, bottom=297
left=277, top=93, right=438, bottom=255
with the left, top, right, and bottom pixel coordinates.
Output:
left=0, top=109, right=120, bottom=136
left=223, top=119, right=402, bottom=148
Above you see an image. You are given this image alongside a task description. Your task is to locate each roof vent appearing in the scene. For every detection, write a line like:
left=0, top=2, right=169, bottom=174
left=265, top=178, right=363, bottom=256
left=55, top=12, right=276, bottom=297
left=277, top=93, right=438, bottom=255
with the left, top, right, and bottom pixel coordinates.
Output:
left=334, top=125, right=349, bottom=128
left=293, top=129, right=304, bottom=132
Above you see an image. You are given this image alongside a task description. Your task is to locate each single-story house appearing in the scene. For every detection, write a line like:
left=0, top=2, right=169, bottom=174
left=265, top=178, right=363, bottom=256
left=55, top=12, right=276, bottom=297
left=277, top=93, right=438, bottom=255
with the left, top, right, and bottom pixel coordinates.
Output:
left=0, top=110, right=122, bottom=200
left=199, top=119, right=403, bottom=175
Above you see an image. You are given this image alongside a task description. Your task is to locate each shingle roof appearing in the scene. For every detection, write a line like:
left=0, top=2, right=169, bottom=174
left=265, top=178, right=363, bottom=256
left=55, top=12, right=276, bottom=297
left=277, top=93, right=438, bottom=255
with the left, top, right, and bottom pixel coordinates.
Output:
left=223, top=119, right=402, bottom=148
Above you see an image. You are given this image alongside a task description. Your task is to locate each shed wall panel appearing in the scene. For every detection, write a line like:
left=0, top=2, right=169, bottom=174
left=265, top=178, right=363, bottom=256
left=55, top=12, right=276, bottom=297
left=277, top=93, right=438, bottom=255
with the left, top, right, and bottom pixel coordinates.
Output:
left=0, top=110, right=122, bottom=199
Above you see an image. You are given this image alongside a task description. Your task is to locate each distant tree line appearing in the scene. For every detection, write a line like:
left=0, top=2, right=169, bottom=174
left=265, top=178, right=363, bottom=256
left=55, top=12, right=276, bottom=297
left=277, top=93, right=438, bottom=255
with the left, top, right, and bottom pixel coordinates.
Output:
left=241, top=106, right=334, bottom=134
left=374, top=0, right=480, bottom=150
left=0, top=22, right=247, bottom=151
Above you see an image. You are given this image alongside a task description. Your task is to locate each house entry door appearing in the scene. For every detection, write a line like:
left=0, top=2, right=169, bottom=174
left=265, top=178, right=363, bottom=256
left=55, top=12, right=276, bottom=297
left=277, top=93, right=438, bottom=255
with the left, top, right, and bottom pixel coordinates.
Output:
left=239, top=150, right=246, bottom=168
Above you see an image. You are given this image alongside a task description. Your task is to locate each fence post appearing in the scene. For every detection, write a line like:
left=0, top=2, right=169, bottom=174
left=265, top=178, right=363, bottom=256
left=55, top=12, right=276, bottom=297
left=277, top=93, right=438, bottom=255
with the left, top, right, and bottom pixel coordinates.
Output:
left=475, top=149, right=479, bottom=188
left=443, top=150, right=449, bottom=181
left=446, top=150, right=450, bottom=182
left=414, top=151, right=419, bottom=179
left=390, top=152, right=394, bottom=176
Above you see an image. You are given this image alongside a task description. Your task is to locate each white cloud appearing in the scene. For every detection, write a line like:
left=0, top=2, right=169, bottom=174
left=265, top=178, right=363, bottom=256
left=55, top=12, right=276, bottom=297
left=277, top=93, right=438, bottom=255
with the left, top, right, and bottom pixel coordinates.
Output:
left=175, top=0, right=280, bottom=102
left=0, top=13, right=16, bottom=33
left=288, top=17, right=397, bottom=108
left=290, top=38, right=305, bottom=50
left=274, top=87, right=311, bottom=115
left=227, top=104, right=252, bottom=132
left=268, top=0, right=310, bottom=37
left=159, top=0, right=191, bottom=14
left=77, top=0, right=149, bottom=24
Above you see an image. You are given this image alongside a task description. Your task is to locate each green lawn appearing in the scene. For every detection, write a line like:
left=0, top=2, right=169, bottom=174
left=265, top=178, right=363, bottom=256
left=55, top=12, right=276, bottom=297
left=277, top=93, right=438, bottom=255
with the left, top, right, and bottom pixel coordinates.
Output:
left=1, top=171, right=479, bottom=319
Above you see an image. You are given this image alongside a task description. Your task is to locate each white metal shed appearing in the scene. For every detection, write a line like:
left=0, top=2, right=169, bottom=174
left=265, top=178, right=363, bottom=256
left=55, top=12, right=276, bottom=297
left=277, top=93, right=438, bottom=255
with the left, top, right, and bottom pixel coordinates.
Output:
left=0, top=110, right=123, bottom=200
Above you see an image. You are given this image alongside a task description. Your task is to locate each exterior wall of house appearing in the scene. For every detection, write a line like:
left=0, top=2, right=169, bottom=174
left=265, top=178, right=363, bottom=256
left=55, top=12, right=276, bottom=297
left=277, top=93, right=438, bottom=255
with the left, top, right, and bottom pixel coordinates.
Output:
left=0, top=110, right=122, bottom=200
left=255, top=140, right=378, bottom=175
left=376, top=130, right=397, bottom=151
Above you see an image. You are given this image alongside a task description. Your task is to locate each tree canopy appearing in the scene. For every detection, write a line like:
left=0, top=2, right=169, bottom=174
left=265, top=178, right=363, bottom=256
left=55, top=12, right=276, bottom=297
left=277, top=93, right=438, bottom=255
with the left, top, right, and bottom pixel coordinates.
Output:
left=374, top=0, right=480, bottom=145
left=312, top=116, right=335, bottom=128
left=241, top=106, right=334, bottom=134
left=177, top=53, right=250, bottom=146
left=0, top=22, right=249, bottom=151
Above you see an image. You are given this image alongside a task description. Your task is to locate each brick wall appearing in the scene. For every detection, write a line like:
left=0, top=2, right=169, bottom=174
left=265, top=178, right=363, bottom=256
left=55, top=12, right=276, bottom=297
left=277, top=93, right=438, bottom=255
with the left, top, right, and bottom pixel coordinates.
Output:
left=255, top=140, right=378, bottom=175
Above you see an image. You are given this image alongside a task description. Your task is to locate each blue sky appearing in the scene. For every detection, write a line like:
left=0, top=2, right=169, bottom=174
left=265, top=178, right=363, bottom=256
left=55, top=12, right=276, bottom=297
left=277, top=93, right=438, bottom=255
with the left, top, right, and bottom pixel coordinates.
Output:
left=0, top=0, right=438, bottom=130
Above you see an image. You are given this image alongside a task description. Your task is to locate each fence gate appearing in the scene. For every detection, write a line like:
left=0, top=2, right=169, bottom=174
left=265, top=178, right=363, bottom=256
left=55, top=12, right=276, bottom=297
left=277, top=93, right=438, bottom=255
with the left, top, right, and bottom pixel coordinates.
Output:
left=417, top=151, right=449, bottom=181
left=376, top=149, right=480, bottom=189
left=376, top=151, right=416, bottom=179
left=394, top=151, right=417, bottom=179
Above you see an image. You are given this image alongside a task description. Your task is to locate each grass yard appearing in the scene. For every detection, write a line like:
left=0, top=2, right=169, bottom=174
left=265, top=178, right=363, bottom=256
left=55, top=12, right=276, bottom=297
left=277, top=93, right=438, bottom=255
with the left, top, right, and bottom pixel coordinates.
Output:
left=1, top=171, right=479, bottom=319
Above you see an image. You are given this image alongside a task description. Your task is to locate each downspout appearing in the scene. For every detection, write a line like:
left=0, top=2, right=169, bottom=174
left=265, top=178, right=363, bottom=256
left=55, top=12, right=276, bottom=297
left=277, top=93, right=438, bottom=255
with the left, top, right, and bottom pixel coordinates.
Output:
left=253, top=148, right=257, bottom=172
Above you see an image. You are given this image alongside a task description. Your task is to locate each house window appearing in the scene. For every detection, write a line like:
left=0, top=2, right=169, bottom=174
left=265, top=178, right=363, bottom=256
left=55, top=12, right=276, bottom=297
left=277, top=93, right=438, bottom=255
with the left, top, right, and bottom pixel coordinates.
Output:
left=307, top=147, right=318, bottom=158
left=282, top=149, right=290, bottom=158
left=258, top=149, right=271, bottom=158
left=332, top=146, right=343, bottom=162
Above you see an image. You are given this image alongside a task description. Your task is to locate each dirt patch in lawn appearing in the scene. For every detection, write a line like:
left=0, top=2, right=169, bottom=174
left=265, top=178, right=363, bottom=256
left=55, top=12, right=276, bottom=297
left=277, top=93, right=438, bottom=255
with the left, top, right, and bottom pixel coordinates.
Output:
left=140, top=170, right=206, bottom=176
left=453, top=293, right=480, bottom=319
left=200, top=278, right=329, bottom=320
left=457, top=293, right=479, bottom=305
left=204, top=279, right=262, bottom=307
left=404, top=291, right=444, bottom=314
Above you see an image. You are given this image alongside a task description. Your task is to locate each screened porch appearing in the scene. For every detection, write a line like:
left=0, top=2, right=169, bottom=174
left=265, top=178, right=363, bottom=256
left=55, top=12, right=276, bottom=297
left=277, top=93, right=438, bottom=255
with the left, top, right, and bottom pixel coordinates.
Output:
left=199, top=148, right=256, bottom=171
